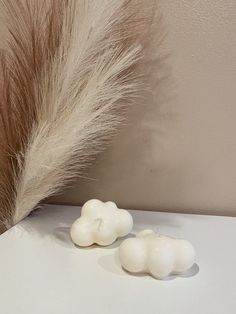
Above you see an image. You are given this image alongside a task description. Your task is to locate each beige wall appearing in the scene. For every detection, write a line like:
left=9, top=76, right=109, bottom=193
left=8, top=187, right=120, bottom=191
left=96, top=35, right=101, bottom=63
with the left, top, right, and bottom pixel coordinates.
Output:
left=1, top=1, right=236, bottom=215
left=52, top=0, right=236, bottom=215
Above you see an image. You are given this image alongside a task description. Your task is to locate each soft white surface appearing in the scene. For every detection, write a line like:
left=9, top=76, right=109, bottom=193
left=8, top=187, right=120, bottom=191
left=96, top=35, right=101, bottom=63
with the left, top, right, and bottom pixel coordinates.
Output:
left=0, top=204, right=236, bottom=314
left=70, top=199, right=133, bottom=246
left=119, top=230, right=195, bottom=279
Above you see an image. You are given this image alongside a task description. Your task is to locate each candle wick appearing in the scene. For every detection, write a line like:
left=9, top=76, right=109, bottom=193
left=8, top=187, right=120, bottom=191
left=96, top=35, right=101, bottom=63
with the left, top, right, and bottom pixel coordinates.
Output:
left=94, top=217, right=103, bottom=231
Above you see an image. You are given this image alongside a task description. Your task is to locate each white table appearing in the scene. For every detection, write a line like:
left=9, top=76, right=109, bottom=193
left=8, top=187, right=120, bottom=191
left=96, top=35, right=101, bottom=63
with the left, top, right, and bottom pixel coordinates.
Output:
left=0, top=204, right=235, bottom=314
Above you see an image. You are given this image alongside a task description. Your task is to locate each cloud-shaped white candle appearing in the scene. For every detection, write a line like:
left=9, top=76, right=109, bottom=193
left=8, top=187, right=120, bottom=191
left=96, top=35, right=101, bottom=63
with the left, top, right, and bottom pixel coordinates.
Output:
left=70, top=199, right=133, bottom=247
left=119, top=230, right=196, bottom=279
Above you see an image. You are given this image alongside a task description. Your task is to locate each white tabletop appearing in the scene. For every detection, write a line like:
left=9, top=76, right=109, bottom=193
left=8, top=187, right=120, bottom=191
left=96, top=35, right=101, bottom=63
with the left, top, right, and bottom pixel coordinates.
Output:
left=0, top=204, right=235, bottom=314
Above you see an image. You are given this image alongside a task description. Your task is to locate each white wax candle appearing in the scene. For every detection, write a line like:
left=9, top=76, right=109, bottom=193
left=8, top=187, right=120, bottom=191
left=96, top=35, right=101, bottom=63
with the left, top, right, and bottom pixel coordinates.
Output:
left=119, top=229, right=196, bottom=279
left=70, top=199, right=133, bottom=247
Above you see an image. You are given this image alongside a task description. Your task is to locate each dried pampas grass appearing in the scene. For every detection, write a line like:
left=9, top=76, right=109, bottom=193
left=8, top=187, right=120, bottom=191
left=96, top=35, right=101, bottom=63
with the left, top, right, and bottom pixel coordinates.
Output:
left=0, top=0, right=163, bottom=233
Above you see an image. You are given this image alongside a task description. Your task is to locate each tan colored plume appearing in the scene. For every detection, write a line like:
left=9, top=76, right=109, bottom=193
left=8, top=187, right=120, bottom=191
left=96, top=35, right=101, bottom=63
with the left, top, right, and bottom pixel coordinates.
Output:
left=0, top=0, right=163, bottom=233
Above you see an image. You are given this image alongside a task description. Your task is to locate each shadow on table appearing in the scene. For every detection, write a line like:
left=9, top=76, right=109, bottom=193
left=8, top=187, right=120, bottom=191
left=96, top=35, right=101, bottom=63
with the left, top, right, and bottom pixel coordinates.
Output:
left=53, top=226, right=136, bottom=249
left=98, top=250, right=199, bottom=280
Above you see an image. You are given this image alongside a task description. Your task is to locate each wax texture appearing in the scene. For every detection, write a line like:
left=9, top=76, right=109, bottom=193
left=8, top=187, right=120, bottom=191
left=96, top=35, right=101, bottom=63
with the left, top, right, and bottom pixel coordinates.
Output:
left=70, top=199, right=133, bottom=246
left=119, top=230, right=195, bottom=279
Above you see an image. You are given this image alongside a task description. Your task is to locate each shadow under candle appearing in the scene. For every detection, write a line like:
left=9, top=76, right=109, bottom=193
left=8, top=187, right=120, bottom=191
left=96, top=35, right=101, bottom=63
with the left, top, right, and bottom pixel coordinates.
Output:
left=98, top=250, right=200, bottom=280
